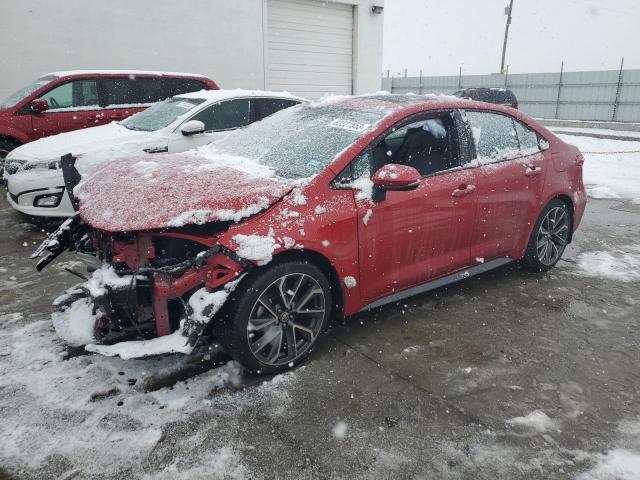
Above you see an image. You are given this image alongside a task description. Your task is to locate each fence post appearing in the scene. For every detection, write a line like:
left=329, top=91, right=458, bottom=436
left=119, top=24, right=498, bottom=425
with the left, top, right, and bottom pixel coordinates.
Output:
left=555, top=61, right=564, bottom=119
left=458, top=66, right=462, bottom=90
left=612, top=57, right=624, bottom=121
left=419, top=69, right=423, bottom=94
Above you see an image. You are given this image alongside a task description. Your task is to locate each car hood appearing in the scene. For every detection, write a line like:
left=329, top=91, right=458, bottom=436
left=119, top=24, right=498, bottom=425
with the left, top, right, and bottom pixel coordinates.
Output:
left=76, top=155, right=293, bottom=232
left=7, top=122, right=162, bottom=163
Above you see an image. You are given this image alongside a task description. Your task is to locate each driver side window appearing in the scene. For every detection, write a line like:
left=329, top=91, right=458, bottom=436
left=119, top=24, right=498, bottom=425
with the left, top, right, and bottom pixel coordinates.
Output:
left=337, top=112, right=459, bottom=183
left=40, top=80, right=99, bottom=109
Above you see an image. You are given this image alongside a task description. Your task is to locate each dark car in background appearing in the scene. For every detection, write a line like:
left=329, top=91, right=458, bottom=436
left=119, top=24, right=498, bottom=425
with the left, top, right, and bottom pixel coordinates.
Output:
left=0, top=70, right=219, bottom=164
left=454, top=88, right=518, bottom=109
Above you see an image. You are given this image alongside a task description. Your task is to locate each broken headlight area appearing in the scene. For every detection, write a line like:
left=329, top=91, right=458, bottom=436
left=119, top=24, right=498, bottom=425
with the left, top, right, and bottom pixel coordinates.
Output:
left=49, top=227, right=249, bottom=355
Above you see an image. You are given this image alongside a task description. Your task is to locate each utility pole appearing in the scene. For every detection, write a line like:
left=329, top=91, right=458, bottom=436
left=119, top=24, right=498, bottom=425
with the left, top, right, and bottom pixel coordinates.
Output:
left=500, top=0, right=514, bottom=74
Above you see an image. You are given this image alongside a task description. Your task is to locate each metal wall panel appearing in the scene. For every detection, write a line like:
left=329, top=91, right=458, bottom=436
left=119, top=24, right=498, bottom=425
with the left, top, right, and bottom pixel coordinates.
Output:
left=384, top=68, right=640, bottom=122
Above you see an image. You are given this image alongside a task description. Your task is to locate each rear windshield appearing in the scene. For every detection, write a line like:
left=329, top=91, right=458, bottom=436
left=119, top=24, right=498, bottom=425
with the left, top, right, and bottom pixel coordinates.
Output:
left=0, top=76, right=58, bottom=108
left=120, top=97, right=205, bottom=131
left=206, top=102, right=389, bottom=179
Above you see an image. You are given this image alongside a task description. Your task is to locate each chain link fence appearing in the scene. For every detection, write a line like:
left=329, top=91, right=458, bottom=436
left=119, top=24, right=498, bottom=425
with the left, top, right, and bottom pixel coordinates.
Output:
left=381, top=67, right=640, bottom=123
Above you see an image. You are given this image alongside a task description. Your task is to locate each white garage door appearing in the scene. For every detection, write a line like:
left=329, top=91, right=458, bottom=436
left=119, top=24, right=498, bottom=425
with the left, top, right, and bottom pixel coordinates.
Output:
left=267, top=0, right=353, bottom=99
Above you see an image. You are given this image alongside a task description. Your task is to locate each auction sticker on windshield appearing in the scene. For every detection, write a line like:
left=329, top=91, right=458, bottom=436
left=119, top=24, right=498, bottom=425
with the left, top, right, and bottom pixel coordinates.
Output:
left=327, top=118, right=371, bottom=133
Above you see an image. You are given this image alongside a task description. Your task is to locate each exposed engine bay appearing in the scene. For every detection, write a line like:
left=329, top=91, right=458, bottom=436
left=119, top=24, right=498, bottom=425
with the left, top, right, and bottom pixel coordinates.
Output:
left=32, top=213, right=250, bottom=351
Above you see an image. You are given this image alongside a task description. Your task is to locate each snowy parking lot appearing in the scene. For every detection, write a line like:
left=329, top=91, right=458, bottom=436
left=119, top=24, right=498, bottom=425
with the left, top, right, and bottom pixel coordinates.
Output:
left=1, top=133, right=640, bottom=479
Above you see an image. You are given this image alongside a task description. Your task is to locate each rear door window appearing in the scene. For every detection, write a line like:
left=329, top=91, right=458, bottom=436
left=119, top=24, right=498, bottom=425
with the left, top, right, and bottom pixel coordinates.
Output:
left=165, top=78, right=209, bottom=97
left=130, top=77, right=167, bottom=103
left=189, top=99, right=251, bottom=131
left=465, top=111, right=520, bottom=162
left=100, top=78, right=136, bottom=106
left=40, top=80, right=99, bottom=109
left=254, top=98, right=300, bottom=120
left=513, top=120, right=540, bottom=155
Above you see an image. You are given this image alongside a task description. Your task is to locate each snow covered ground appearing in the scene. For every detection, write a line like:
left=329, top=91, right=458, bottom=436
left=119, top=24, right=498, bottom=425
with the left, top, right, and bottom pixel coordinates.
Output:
left=2, top=194, right=640, bottom=479
left=556, top=133, right=640, bottom=202
left=549, top=126, right=640, bottom=139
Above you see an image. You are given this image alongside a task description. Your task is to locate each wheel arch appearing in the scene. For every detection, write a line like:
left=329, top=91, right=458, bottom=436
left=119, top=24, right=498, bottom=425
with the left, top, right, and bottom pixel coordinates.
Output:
left=269, top=248, right=345, bottom=322
left=550, top=193, right=575, bottom=243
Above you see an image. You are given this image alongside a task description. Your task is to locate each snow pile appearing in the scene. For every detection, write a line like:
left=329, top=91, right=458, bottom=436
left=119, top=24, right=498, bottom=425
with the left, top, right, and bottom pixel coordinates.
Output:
left=352, top=174, right=374, bottom=201
left=232, top=234, right=280, bottom=265
left=343, top=276, right=357, bottom=289
left=557, top=134, right=640, bottom=202
left=573, top=247, right=640, bottom=282
left=505, top=410, right=557, bottom=433
left=578, top=449, right=640, bottom=480
left=188, top=276, right=244, bottom=323
left=84, top=264, right=140, bottom=297
left=51, top=297, right=98, bottom=346
left=332, top=421, right=348, bottom=439
left=86, top=330, right=194, bottom=359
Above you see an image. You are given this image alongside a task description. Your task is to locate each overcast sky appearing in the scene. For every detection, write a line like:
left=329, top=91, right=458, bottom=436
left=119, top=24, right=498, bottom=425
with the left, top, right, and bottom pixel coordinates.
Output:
left=383, top=0, right=639, bottom=76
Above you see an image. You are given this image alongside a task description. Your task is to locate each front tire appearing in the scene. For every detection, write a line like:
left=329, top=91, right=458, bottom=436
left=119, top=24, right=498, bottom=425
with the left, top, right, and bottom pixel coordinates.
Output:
left=219, top=260, right=332, bottom=374
left=521, top=199, right=571, bottom=272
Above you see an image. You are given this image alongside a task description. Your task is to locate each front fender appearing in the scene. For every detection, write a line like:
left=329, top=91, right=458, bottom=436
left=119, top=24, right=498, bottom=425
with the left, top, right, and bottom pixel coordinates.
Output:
left=216, top=186, right=364, bottom=315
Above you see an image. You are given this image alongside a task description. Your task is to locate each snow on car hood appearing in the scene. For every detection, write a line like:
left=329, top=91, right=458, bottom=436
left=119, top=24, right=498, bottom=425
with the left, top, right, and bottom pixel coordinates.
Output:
left=76, top=155, right=293, bottom=232
left=7, top=122, right=160, bottom=164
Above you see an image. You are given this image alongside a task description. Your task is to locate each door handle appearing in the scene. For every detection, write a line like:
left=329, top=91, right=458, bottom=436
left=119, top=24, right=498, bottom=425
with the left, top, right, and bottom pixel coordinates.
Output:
left=525, top=166, right=543, bottom=176
left=452, top=184, right=476, bottom=197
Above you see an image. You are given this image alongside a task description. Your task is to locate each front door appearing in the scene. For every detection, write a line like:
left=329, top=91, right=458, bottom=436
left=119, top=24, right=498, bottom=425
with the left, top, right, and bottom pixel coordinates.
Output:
left=168, top=98, right=253, bottom=153
left=30, top=79, right=101, bottom=138
left=349, top=112, right=478, bottom=302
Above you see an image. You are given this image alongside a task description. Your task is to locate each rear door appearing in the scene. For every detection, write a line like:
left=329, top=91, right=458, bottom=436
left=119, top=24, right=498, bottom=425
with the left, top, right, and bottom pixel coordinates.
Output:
left=30, top=78, right=101, bottom=138
left=344, top=111, right=478, bottom=301
left=464, top=110, right=546, bottom=262
left=98, top=77, right=165, bottom=124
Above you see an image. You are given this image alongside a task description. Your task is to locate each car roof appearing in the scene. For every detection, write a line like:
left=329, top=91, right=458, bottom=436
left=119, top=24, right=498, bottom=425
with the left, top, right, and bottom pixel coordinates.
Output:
left=44, top=70, right=208, bottom=79
left=310, top=93, right=473, bottom=114
left=174, top=89, right=307, bottom=103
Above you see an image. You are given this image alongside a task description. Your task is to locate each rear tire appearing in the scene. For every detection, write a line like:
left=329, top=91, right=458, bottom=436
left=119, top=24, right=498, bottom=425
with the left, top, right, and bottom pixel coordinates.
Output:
left=520, top=199, right=571, bottom=272
left=218, top=260, right=332, bottom=374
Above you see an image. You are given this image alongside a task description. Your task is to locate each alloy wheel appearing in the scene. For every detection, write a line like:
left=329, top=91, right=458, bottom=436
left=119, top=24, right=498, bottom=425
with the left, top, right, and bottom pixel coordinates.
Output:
left=246, top=273, right=326, bottom=366
left=536, top=206, right=569, bottom=266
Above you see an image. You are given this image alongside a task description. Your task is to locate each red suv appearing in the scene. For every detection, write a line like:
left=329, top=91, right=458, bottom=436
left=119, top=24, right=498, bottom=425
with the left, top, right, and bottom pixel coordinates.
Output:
left=0, top=70, right=218, bottom=162
left=36, top=95, right=586, bottom=373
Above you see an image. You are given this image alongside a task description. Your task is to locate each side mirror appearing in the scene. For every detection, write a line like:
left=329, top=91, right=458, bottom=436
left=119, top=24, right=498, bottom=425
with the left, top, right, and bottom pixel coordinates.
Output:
left=180, top=120, right=205, bottom=136
left=371, top=164, right=420, bottom=202
left=30, top=98, right=49, bottom=113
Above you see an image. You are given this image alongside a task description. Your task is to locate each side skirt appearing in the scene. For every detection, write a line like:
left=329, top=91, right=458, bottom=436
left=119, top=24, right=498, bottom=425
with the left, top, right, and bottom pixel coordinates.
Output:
left=359, top=257, right=513, bottom=312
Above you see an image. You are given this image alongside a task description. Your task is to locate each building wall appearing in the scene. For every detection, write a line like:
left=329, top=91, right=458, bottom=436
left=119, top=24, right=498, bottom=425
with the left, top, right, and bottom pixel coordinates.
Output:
left=0, top=0, right=384, bottom=99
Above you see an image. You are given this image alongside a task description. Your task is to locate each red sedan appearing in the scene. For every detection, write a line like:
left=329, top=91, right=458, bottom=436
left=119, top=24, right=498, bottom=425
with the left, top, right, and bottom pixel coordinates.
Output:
left=37, top=94, right=586, bottom=373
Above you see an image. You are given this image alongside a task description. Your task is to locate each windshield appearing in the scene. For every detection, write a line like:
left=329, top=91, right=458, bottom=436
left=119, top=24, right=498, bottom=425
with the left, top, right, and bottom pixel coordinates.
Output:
left=120, top=97, right=205, bottom=131
left=0, top=76, right=57, bottom=108
left=207, top=103, right=388, bottom=179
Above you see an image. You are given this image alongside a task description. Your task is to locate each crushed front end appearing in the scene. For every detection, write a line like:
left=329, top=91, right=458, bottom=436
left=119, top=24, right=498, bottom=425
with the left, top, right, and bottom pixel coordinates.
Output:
left=34, top=218, right=249, bottom=353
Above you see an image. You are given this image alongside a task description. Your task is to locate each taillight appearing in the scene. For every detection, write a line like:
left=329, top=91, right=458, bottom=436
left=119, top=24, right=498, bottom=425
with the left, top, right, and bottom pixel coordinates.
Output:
left=575, top=153, right=585, bottom=166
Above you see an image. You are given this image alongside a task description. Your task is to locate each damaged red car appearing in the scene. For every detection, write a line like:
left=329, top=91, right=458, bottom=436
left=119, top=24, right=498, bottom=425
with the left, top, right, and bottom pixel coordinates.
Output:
left=34, top=94, right=586, bottom=373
